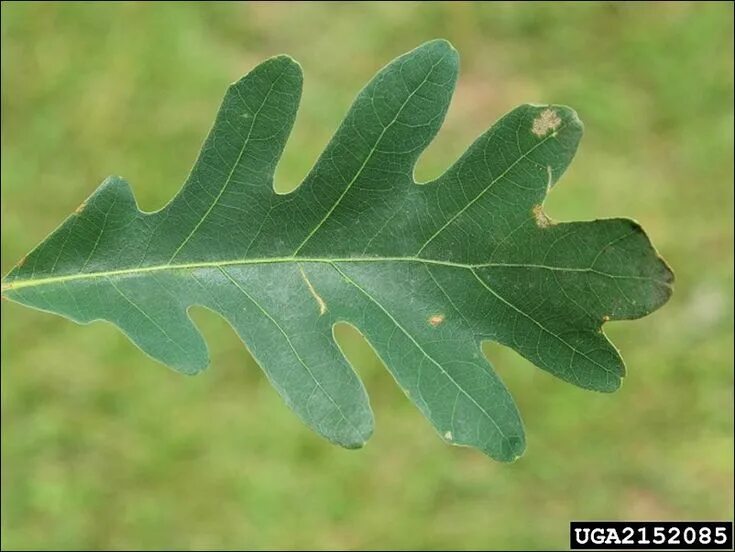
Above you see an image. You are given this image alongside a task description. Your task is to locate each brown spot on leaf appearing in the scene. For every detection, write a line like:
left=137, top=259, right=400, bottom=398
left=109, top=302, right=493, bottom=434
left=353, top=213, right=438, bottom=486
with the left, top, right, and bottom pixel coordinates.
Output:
left=428, top=314, right=445, bottom=327
left=532, top=205, right=554, bottom=228
left=75, top=202, right=87, bottom=214
left=531, top=108, right=561, bottom=137
left=602, top=315, right=610, bottom=322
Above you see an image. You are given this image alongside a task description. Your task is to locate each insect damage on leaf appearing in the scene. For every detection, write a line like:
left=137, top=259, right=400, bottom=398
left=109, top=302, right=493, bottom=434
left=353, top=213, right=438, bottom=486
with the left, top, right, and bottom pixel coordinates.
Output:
left=532, top=205, right=554, bottom=228
left=1, top=39, right=674, bottom=461
left=300, top=266, right=328, bottom=315
left=531, top=107, right=562, bottom=137
left=428, top=314, right=445, bottom=327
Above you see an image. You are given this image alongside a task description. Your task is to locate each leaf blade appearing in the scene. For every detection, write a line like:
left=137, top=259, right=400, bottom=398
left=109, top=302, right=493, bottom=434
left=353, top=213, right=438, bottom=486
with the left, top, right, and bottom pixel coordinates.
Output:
left=1, top=39, right=673, bottom=460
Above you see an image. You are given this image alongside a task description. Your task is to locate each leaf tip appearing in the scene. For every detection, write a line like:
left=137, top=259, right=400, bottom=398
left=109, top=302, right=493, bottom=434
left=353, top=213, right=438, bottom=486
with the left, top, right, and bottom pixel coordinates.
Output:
left=342, top=441, right=369, bottom=451
left=231, top=54, right=303, bottom=92
left=426, top=38, right=456, bottom=52
left=415, top=38, right=459, bottom=67
left=270, top=53, right=302, bottom=73
left=623, top=218, right=676, bottom=304
left=335, top=427, right=373, bottom=450
left=501, top=434, right=526, bottom=463
left=602, top=375, right=624, bottom=394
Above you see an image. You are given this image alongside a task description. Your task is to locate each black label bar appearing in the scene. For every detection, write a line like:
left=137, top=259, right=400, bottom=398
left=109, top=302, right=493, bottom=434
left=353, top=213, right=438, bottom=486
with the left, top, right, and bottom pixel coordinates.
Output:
left=570, top=521, right=733, bottom=550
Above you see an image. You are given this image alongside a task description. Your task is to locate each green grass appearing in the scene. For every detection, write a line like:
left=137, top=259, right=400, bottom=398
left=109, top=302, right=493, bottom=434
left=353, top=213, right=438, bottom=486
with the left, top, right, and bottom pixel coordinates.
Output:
left=1, top=2, right=733, bottom=550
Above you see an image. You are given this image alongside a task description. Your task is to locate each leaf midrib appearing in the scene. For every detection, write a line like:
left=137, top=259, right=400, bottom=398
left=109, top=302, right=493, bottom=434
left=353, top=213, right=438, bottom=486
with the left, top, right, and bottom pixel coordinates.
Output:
left=3, top=256, right=671, bottom=292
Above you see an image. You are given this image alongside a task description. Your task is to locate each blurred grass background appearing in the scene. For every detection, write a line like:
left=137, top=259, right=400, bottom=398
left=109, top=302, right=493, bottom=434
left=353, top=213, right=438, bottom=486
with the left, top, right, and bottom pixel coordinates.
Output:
left=1, top=2, right=733, bottom=550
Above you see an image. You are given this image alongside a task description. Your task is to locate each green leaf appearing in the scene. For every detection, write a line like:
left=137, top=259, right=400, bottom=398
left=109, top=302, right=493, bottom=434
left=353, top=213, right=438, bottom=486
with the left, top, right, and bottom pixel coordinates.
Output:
left=1, top=39, right=673, bottom=461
